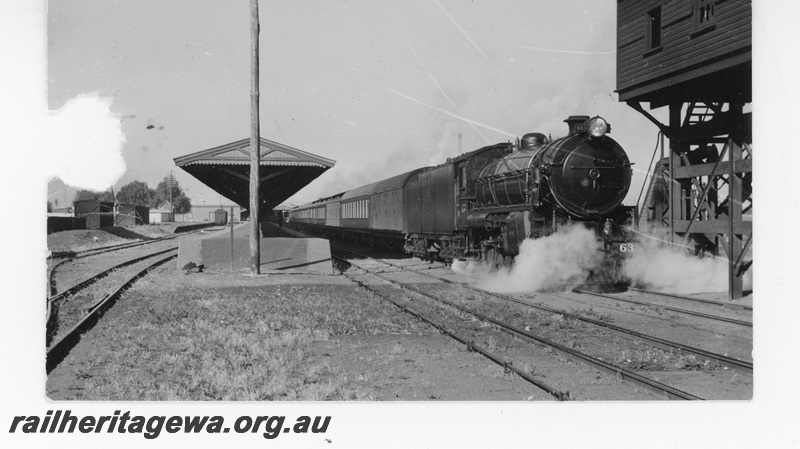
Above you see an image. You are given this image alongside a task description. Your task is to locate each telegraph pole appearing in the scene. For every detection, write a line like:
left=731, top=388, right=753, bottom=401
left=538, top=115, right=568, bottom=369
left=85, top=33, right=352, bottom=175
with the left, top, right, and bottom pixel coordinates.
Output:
left=249, top=0, right=261, bottom=274
left=168, top=171, right=173, bottom=214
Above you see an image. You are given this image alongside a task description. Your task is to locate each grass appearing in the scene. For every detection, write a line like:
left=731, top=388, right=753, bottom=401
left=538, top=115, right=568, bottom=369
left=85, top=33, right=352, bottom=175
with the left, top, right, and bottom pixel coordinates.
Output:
left=484, top=335, right=499, bottom=352
left=572, top=307, right=615, bottom=323
left=614, top=348, right=721, bottom=372
left=537, top=313, right=583, bottom=330
left=72, top=278, right=422, bottom=400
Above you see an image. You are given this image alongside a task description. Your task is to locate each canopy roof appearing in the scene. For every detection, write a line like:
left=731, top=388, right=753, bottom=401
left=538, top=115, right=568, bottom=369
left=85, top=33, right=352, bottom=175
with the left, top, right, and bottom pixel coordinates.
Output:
left=174, top=138, right=335, bottom=215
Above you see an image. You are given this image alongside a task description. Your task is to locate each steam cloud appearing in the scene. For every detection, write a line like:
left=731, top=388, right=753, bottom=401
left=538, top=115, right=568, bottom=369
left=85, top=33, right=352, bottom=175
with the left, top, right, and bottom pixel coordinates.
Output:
left=45, top=93, right=127, bottom=190
left=453, top=225, right=602, bottom=293
left=623, top=230, right=753, bottom=294
left=451, top=224, right=753, bottom=295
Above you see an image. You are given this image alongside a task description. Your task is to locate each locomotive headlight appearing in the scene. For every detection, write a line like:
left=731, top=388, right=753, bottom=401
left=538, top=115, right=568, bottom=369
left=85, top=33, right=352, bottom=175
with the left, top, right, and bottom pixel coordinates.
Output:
left=588, top=116, right=608, bottom=138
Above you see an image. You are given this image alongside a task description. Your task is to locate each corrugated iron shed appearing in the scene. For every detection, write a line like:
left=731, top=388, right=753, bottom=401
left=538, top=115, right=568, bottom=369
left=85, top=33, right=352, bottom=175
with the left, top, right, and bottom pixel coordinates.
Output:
left=174, top=138, right=335, bottom=216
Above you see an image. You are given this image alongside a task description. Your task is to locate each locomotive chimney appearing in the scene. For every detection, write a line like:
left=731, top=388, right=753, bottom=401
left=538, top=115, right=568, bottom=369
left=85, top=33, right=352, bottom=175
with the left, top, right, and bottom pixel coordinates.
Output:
left=564, top=115, right=590, bottom=135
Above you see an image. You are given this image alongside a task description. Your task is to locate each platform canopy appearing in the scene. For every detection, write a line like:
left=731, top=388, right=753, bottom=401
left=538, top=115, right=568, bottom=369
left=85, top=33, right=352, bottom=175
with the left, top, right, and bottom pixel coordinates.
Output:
left=174, top=138, right=335, bottom=216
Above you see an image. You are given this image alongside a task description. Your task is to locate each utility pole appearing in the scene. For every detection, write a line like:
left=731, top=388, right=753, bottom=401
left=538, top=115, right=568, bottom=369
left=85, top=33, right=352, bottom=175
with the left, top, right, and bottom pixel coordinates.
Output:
left=169, top=171, right=174, bottom=214
left=249, top=0, right=261, bottom=274
left=111, top=185, right=116, bottom=225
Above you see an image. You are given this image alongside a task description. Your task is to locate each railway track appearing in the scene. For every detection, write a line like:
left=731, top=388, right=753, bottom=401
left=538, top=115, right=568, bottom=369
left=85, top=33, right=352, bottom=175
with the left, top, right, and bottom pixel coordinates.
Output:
left=334, top=246, right=752, bottom=374
left=48, top=247, right=178, bottom=304
left=334, top=250, right=703, bottom=400
left=343, top=270, right=571, bottom=401
left=46, top=246, right=180, bottom=346
left=572, top=288, right=753, bottom=327
left=627, top=286, right=753, bottom=312
left=48, top=232, right=182, bottom=260
left=47, top=228, right=213, bottom=296
left=46, top=251, right=178, bottom=374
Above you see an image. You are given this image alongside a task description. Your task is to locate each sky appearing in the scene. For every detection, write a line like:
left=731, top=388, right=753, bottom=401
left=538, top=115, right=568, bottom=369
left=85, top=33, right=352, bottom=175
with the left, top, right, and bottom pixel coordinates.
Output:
left=45, top=0, right=668, bottom=209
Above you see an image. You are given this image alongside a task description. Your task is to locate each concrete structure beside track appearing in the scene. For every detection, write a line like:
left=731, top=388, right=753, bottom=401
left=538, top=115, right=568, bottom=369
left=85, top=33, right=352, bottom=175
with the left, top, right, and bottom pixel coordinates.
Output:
left=177, top=222, right=333, bottom=274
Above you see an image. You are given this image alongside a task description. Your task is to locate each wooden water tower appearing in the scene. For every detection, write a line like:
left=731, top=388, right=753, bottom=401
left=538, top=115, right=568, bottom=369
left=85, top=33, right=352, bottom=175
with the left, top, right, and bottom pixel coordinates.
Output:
left=616, top=0, right=752, bottom=299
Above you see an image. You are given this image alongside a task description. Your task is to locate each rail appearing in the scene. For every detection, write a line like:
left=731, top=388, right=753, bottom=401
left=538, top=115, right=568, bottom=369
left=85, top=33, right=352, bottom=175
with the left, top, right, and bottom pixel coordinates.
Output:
left=46, top=252, right=177, bottom=375
left=332, top=246, right=752, bottom=374
left=573, top=288, right=752, bottom=327
left=343, top=268, right=571, bottom=401
left=337, top=253, right=702, bottom=400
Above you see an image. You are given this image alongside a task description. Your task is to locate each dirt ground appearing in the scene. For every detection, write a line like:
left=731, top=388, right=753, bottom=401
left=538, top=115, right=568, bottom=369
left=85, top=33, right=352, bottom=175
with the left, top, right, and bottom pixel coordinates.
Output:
left=46, top=224, right=186, bottom=254
left=47, top=267, right=562, bottom=401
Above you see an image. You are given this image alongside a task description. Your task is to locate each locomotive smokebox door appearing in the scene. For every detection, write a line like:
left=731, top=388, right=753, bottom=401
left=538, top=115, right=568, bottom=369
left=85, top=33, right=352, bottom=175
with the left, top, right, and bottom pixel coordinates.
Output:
left=546, top=136, right=632, bottom=218
left=503, top=211, right=531, bottom=255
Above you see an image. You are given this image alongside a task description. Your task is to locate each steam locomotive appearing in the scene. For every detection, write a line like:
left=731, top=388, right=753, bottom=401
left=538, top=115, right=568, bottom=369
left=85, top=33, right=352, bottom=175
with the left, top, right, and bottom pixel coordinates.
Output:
left=288, top=115, right=635, bottom=276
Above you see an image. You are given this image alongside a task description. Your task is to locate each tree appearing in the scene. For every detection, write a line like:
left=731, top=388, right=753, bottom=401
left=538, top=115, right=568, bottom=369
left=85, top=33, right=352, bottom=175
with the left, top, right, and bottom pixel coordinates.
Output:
left=154, top=175, right=184, bottom=209
left=74, top=189, right=100, bottom=202
left=145, top=188, right=157, bottom=208
left=173, top=193, right=192, bottom=214
left=98, top=189, right=115, bottom=203
left=73, top=188, right=114, bottom=203
left=118, top=181, right=153, bottom=206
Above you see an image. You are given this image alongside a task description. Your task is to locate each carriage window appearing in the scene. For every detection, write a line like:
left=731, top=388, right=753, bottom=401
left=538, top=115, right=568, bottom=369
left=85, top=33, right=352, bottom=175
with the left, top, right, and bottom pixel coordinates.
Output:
left=459, top=166, right=467, bottom=189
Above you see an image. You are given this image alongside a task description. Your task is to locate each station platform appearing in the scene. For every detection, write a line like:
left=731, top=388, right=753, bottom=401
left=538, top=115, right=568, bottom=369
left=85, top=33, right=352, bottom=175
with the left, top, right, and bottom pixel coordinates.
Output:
left=177, top=222, right=333, bottom=274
